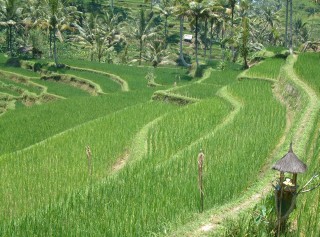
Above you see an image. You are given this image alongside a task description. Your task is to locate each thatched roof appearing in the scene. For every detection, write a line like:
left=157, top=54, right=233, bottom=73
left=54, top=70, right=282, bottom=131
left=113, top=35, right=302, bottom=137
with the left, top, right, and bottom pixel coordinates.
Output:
left=272, top=143, right=307, bottom=173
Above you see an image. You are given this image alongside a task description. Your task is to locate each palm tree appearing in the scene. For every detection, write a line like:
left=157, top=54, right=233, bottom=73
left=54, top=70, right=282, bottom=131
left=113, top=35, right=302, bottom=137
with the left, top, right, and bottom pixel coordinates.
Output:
left=203, top=0, right=223, bottom=59
left=70, top=13, right=98, bottom=61
left=187, top=0, right=206, bottom=67
left=154, top=0, right=174, bottom=45
left=42, top=0, right=77, bottom=65
left=47, top=0, right=60, bottom=66
left=285, top=0, right=289, bottom=47
left=131, top=8, right=159, bottom=65
left=0, top=0, right=22, bottom=56
left=239, top=0, right=249, bottom=69
left=174, top=0, right=190, bottom=67
left=146, top=37, right=171, bottom=67
left=289, top=0, right=293, bottom=54
left=228, top=0, right=236, bottom=61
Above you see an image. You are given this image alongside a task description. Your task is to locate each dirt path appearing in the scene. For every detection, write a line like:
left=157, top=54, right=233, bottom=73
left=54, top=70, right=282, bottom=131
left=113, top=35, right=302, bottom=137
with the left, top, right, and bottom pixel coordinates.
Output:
left=111, top=150, right=129, bottom=173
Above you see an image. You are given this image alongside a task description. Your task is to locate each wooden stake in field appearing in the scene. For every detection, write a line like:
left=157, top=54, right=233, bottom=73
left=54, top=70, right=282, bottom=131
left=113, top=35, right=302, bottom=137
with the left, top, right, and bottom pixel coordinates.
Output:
left=85, top=145, right=93, bottom=176
left=198, top=149, right=205, bottom=213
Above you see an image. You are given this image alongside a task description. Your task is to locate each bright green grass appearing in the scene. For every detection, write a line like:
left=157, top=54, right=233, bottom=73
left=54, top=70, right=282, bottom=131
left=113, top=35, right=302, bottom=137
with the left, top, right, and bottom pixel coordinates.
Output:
left=0, top=86, right=20, bottom=96
left=0, top=101, right=176, bottom=221
left=0, top=90, right=154, bottom=156
left=153, top=67, right=192, bottom=85
left=205, top=69, right=240, bottom=86
left=294, top=53, right=320, bottom=97
left=0, top=65, right=39, bottom=78
left=0, top=80, right=286, bottom=236
left=293, top=53, right=320, bottom=237
left=244, top=57, right=285, bottom=80
left=295, top=113, right=320, bottom=237
left=0, top=54, right=7, bottom=64
left=0, top=54, right=39, bottom=78
left=170, top=83, right=222, bottom=99
left=48, top=67, right=122, bottom=93
left=30, top=78, right=90, bottom=98
left=0, top=78, right=42, bottom=95
left=61, top=59, right=192, bottom=89
left=66, top=70, right=121, bottom=93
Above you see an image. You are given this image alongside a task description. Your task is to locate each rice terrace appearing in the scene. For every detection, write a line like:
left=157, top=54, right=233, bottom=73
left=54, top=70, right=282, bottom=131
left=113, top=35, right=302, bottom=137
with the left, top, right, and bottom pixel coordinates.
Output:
left=0, top=0, right=320, bottom=236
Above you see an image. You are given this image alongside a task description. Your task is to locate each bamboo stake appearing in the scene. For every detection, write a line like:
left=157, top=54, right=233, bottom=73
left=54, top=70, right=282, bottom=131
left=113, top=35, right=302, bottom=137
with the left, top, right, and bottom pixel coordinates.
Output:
left=198, top=150, right=205, bottom=213
left=85, top=145, right=92, bottom=176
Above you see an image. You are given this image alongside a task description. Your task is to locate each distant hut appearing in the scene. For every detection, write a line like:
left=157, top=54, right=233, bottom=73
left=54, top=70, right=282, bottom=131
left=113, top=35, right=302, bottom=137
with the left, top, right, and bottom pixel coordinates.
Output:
left=272, top=143, right=307, bottom=228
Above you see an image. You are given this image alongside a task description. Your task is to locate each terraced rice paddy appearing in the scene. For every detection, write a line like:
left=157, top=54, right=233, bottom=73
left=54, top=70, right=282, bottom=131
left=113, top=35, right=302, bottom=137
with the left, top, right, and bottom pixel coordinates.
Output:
left=0, top=53, right=319, bottom=236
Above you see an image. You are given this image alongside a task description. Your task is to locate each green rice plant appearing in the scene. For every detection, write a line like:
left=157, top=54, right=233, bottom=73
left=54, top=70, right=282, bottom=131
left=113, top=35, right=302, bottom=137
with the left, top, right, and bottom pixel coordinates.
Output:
left=64, top=70, right=121, bottom=93
left=203, top=69, right=240, bottom=86
left=30, top=78, right=90, bottom=98
left=0, top=79, right=286, bottom=237
left=0, top=65, right=39, bottom=78
left=294, top=53, right=320, bottom=97
left=169, top=84, right=221, bottom=99
left=61, top=59, right=191, bottom=89
left=242, top=58, right=285, bottom=80
left=0, top=90, right=154, bottom=156
left=0, top=101, right=176, bottom=221
left=46, top=67, right=122, bottom=93
left=295, top=117, right=320, bottom=237
left=0, top=85, right=20, bottom=96
left=0, top=77, right=42, bottom=95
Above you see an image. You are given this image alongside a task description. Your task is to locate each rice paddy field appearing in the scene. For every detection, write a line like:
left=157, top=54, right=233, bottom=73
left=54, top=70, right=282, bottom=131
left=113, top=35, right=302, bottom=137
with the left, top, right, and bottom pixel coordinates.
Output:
left=0, top=52, right=319, bottom=236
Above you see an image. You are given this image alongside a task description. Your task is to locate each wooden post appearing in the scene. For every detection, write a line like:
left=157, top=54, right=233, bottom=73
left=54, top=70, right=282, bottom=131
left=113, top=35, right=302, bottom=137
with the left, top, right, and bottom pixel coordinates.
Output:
left=292, top=173, right=297, bottom=186
left=198, top=150, right=204, bottom=213
left=85, top=145, right=93, bottom=176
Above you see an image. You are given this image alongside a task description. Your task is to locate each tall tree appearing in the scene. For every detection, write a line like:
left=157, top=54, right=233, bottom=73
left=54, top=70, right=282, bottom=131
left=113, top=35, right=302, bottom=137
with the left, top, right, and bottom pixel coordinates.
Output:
left=289, top=0, right=293, bottom=54
left=203, top=0, right=223, bottom=59
left=48, top=0, right=60, bottom=66
left=239, top=0, right=249, bottom=69
left=155, top=0, right=174, bottom=45
left=0, top=0, right=22, bottom=56
left=228, top=0, right=236, bottom=61
left=131, top=8, right=159, bottom=65
left=187, top=0, right=206, bottom=67
left=174, top=0, right=190, bottom=67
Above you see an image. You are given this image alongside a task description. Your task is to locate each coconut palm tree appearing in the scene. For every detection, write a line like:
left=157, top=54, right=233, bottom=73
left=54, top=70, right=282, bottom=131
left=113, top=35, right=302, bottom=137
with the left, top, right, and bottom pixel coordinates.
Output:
left=0, top=0, right=23, bottom=56
left=47, top=0, right=60, bottom=65
left=239, top=0, right=249, bottom=69
left=187, top=0, right=207, bottom=67
left=289, top=0, right=293, bottom=54
left=40, top=0, right=77, bottom=65
left=70, top=13, right=98, bottom=61
left=130, top=8, right=160, bottom=65
left=202, top=0, right=224, bottom=59
left=174, top=0, right=190, bottom=67
left=154, top=0, right=174, bottom=45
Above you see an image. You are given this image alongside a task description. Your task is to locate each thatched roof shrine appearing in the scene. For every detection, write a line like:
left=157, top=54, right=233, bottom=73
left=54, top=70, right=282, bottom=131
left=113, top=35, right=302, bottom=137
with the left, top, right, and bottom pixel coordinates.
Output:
left=272, top=143, right=307, bottom=174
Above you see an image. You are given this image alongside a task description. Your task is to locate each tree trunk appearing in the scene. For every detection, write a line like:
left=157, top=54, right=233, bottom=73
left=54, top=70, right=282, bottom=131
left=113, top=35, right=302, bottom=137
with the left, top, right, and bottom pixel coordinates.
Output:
left=179, top=16, right=190, bottom=67
left=289, top=0, right=293, bottom=54
left=204, top=18, right=208, bottom=57
left=285, top=0, right=289, bottom=47
left=139, top=38, right=143, bottom=65
left=231, top=5, right=235, bottom=62
left=209, top=20, right=214, bottom=60
left=9, top=25, right=13, bottom=56
left=195, top=15, right=199, bottom=67
left=49, top=30, right=53, bottom=58
left=53, top=26, right=58, bottom=66
left=165, top=15, right=168, bottom=45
